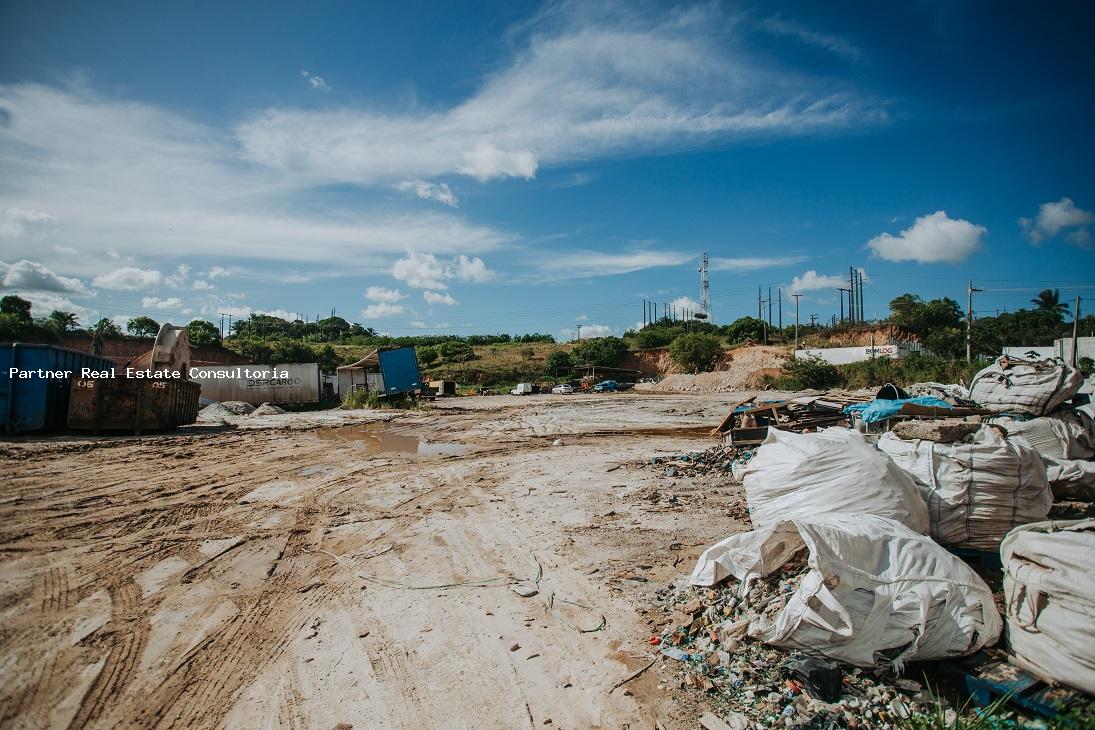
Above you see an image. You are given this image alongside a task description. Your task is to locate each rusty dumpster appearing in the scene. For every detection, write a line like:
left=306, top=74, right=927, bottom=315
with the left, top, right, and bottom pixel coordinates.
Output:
left=67, top=377, right=201, bottom=434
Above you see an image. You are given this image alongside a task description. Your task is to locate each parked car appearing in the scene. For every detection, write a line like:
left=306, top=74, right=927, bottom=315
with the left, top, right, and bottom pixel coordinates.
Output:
left=510, top=382, right=534, bottom=395
left=592, top=380, right=619, bottom=392
left=551, top=384, right=574, bottom=394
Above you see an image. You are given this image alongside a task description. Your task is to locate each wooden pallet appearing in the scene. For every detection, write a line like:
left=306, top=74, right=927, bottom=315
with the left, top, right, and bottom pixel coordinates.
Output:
left=965, top=659, right=1083, bottom=718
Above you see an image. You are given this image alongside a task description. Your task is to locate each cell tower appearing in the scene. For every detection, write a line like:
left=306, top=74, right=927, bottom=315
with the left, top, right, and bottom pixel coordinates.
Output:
left=699, top=252, right=710, bottom=317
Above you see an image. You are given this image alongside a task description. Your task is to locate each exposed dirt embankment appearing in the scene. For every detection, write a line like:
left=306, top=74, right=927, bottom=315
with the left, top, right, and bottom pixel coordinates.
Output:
left=799, top=325, right=918, bottom=349
left=635, top=345, right=788, bottom=392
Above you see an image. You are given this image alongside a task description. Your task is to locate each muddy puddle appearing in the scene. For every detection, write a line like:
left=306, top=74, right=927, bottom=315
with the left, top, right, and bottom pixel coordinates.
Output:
left=318, top=424, right=468, bottom=456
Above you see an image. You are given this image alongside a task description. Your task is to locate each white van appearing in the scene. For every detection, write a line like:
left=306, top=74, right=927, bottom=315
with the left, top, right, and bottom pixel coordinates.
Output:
left=510, top=383, right=534, bottom=395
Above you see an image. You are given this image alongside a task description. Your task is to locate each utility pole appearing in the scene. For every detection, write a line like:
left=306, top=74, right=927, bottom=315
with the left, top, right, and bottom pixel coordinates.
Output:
left=757, top=287, right=763, bottom=320
left=575, top=324, right=582, bottom=342
left=218, top=313, right=228, bottom=339
left=966, top=280, right=983, bottom=363
left=777, top=288, right=782, bottom=334
left=809, top=314, right=818, bottom=327
left=227, top=314, right=233, bottom=339
left=857, top=270, right=865, bottom=321
left=767, top=286, right=773, bottom=332
left=792, top=293, right=802, bottom=351
left=1071, top=297, right=1082, bottom=366
left=837, top=288, right=849, bottom=322
left=848, top=268, right=857, bottom=324
left=699, top=252, right=710, bottom=318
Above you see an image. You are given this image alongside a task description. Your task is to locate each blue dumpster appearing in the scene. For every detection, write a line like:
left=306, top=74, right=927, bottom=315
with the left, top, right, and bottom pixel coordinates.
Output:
left=1, top=344, right=115, bottom=434
left=377, top=347, right=424, bottom=395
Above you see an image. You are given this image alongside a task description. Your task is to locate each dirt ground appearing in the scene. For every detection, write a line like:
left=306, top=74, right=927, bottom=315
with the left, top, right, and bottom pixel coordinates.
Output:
left=0, top=392, right=765, bottom=730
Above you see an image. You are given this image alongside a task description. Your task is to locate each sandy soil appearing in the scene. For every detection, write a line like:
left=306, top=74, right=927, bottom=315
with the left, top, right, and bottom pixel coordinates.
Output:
left=0, top=393, right=753, bottom=729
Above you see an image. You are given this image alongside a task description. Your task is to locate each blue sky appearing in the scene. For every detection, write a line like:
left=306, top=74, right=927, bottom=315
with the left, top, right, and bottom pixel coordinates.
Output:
left=1, top=0, right=1093, bottom=338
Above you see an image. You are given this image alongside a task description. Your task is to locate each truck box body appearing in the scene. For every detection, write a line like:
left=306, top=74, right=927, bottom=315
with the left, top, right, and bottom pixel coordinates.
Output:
left=376, top=348, right=423, bottom=396
left=190, top=363, right=321, bottom=405
left=1, top=344, right=115, bottom=434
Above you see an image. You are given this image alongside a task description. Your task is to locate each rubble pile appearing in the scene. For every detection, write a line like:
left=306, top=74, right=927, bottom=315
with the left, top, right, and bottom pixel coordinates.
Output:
left=653, top=565, right=930, bottom=728
left=640, top=444, right=755, bottom=479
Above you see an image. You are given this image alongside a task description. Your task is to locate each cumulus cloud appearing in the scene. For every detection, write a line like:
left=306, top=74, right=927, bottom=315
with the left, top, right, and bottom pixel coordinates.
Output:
left=867, top=211, right=986, bottom=264
left=0, top=259, right=85, bottom=292
left=577, top=323, right=614, bottom=338
left=789, top=270, right=848, bottom=291
left=300, top=70, right=329, bottom=91
left=669, top=296, right=703, bottom=315
left=1019, top=197, right=1094, bottom=245
left=164, top=264, right=190, bottom=288
left=365, top=286, right=406, bottom=303
left=93, top=266, right=163, bottom=290
left=362, top=302, right=406, bottom=318
left=396, top=180, right=459, bottom=207
left=424, top=290, right=457, bottom=306
left=142, top=296, right=183, bottom=309
left=0, top=207, right=55, bottom=238
left=709, top=255, right=808, bottom=271
left=192, top=279, right=214, bottom=290
left=13, top=290, right=89, bottom=319
left=391, top=252, right=495, bottom=289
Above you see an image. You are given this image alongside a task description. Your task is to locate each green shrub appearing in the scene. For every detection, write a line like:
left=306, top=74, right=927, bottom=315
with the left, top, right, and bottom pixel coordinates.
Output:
left=774, top=354, right=841, bottom=390
left=1079, top=356, right=1094, bottom=377
left=572, top=336, right=628, bottom=367
left=633, top=327, right=678, bottom=349
left=668, top=333, right=723, bottom=373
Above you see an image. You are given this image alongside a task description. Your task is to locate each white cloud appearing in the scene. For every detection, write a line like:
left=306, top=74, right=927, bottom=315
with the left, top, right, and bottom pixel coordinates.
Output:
left=1019, top=197, right=1094, bottom=245
left=410, top=320, right=450, bottom=329
left=192, top=279, right=214, bottom=290
left=0, top=259, right=85, bottom=292
left=204, top=266, right=230, bottom=279
left=395, top=180, right=458, bottom=207
left=577, top=324, right=614, bottom=338
left=0, top=84, right=510, bottom=270
left=300, top=70, right=329, bottom=91
left=576, top=313, right=589, bottom=321
left=165, top=264, right=190, bottom=288
left=760, top=16, right=861, bottom=61
left=867, top=211, right=986, bottom=264
left=452, top=254, right=495, bottom=283
left=256, top=308, right=299, bottom=321
left=392, top=252, right=450, bottom=289
left=669, top=296, right=703, bottom=315
left=92, top=266, right=163, bottom=290
left=423, top=290, right=457, bottom=306
left=709, top=255, right=808, bottom=271
left=142, top=296, right=183, bottom=310
left=13, top=290, right=89, bottom=319
left=235, top=5, right=883, bottom=185
left=111, top=314, right=131, bottom=330
left=789, top=270, right=848, bottom=292
left=362, top=302, right=406, bottom=318
left=365, top=286, right=406, bottom=303
left=391, top=252, right=496, bottom=289
left=0, top=207, right=55, bottom=237
left=534, top=249, right=693, bottom=280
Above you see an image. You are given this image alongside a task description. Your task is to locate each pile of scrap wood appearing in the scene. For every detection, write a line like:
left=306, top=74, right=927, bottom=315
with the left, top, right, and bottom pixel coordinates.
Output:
left=710, top=391, right=871, bottom=445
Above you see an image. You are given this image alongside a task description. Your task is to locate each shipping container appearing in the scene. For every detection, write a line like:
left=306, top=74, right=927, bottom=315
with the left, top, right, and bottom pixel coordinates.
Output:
left=67, top=377, right=201, bottom=433
left=190, top=363, right=321, bottom=405
left=1, top=344, right=115, bottom=434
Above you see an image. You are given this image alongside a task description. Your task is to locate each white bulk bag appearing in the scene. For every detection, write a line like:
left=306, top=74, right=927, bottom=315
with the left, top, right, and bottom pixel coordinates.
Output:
left=995, top=410, right=1095, bottom=500
left=1002, top=519, right=1095, bottom=694
left=690, top=514, right=1001, bottom=668
left=969, top=356, right=1082, bottom=416
left=878, top=426, right=1052, bottom=551
left=741, top=428, right=929, bottom=534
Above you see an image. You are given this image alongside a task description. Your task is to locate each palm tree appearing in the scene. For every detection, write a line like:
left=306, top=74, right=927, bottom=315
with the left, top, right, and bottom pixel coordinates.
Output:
left=48, top=310, right=79, bottom=332
left=1031, top=288, right=1069, bottom=316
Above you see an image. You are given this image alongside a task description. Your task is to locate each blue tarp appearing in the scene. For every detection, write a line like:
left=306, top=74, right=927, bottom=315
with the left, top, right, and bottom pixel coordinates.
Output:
left=843, top=396, right=953, bottom=424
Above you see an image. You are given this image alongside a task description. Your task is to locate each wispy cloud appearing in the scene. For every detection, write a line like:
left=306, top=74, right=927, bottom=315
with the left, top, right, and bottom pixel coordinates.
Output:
left=300, top=70, right=329, bottom=91
left=142, top=296, right=183, bottom=310
left=365, top=286, right=406, bottom=303
left=789, top=270, right=849, bottom=292
left=709, top=255, right=808, bottom=272
left=759, top=16, right=861, bottom=62
left=532, top=249, right=693, bottom=281
left=237, top=5, right=883, bottom=184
